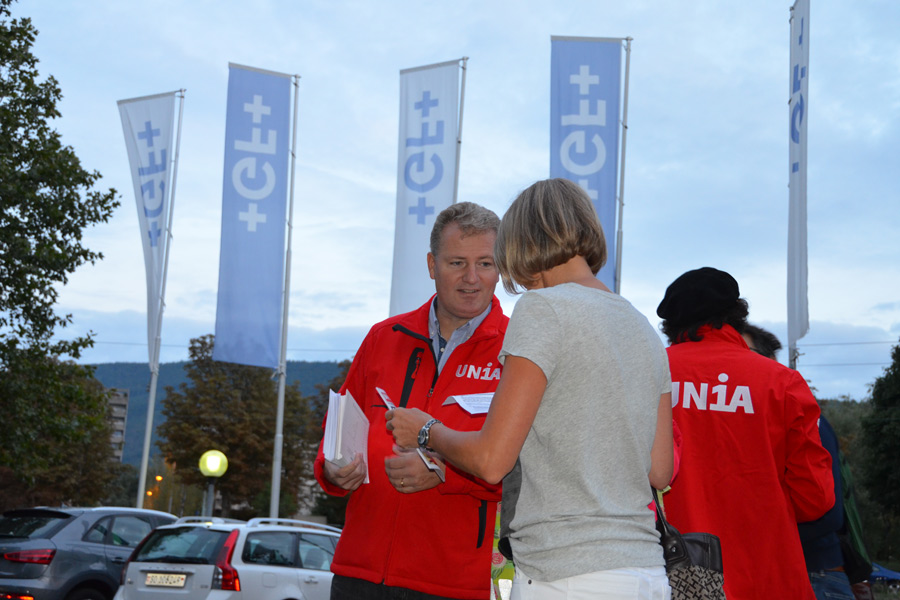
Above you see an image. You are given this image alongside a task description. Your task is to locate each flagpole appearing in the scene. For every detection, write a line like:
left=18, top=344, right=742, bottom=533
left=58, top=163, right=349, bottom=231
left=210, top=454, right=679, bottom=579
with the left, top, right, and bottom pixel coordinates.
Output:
left=787, top=0, right=810, bottom=369
left=269, top=75, right=300, bottom=518
left=613, top=39, right=632, bottom=295
left=136, top=89, right=185, bottom=507
left=451, top=57, right=468, bottom=205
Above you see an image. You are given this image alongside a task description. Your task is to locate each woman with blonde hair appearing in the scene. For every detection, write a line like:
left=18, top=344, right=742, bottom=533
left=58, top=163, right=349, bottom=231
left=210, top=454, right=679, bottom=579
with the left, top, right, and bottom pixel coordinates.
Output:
left=387, top=178, right=673, bottom=600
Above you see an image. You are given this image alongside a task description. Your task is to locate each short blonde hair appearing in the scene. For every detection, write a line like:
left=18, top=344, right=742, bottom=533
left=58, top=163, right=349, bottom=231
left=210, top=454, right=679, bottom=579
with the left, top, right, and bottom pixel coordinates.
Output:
left=430, top=202, right=500, bottom=256
left=495, top=178, right=607, bottom=294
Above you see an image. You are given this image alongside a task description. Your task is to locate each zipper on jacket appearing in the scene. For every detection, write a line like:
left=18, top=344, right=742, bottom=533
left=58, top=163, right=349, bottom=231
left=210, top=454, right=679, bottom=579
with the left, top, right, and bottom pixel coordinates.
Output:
left=399, top=348, right=423, bottom=408
left=392, top=323, right=441, bottom=405
left=476, top=500, right=488, bottom=549
left=391, top=321, right=492, bottom=402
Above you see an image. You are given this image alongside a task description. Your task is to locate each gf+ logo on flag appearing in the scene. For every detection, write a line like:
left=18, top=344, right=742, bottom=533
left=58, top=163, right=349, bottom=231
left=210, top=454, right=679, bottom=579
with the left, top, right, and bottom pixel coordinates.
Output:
left=559, top=64, right=608, bottom=201
left=136, top=120, right=167, bottom=247
left=233, top=94, right=278, bottom=232
left=404, top=90, right=445, bottom=225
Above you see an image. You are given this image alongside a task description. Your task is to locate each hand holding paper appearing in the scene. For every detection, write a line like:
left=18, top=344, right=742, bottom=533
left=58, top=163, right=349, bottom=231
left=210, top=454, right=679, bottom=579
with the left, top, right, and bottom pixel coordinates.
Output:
left=385, top=406, right=431, bottom=449
left=322, top=453, right=367, bottom=491
left=323, top=389, right=370, bottom=483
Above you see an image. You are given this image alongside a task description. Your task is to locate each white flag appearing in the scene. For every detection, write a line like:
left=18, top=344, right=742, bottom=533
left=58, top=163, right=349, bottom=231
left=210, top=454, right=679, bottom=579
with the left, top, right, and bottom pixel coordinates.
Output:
left=389, top=60, right=461, bottom=317
left=788, top=0, right=810, bottom=348
left=118, top=92, right=178, bottom=361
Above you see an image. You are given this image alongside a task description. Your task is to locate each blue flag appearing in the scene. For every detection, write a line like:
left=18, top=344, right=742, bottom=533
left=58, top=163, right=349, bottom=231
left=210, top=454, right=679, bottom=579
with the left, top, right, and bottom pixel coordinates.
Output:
left=214, top=64, right=291, bottom=368
left=550, top=37, right=622, bottom=290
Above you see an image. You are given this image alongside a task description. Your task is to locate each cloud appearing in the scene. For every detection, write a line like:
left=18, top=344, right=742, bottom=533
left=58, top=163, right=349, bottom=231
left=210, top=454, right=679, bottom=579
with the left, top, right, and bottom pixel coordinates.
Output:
left=15, top=0, right=899, bottom=402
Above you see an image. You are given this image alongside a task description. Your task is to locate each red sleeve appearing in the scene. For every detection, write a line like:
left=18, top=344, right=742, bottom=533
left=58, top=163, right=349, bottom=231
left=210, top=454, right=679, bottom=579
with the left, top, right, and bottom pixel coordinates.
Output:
left=313, top=333, right=371, bottom=497
left=671, top=418, right=683, bottom=485
left=438, top=463, right=502, bottom=500
left=783, top=370, right=835, bottom=522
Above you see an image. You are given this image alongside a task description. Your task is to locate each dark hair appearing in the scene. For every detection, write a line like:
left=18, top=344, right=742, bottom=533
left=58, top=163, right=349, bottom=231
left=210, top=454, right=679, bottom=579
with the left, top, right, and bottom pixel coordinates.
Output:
left=743, top=323, right=782, bottom=360
left=660, top=298, right=749, bottom=344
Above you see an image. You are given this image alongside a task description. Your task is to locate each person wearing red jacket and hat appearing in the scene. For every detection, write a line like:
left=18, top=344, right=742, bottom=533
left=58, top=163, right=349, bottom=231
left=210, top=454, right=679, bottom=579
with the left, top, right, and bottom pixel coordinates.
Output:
left=314, top=201, right=508, bottom=600
left=656, top=267, right=835, bottom=600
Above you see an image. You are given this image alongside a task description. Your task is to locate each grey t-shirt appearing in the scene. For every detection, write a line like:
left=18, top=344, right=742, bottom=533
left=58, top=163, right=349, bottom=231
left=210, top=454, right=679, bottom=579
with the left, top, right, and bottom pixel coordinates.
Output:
left=499, top=283, right=670, bottom=582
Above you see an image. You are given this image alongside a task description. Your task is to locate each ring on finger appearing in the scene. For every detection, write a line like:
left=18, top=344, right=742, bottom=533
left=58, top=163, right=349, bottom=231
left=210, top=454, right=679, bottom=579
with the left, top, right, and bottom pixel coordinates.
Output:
left=400, top=478, right=405, bottom=488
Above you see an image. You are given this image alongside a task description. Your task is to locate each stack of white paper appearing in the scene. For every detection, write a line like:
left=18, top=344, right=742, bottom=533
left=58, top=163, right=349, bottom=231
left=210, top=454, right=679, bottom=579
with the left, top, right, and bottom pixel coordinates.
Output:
left=323, top=390, right=370, bottom=482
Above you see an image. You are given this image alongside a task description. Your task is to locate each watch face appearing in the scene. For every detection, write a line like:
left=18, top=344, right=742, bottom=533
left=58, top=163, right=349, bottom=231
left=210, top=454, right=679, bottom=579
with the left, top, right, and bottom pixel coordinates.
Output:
left=417, top=428, right=427, bottom=447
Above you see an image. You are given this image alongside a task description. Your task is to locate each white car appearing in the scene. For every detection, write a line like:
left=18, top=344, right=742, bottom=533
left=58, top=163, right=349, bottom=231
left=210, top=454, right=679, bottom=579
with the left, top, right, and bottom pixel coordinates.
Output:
left=113, top=517, right=340, bottom=600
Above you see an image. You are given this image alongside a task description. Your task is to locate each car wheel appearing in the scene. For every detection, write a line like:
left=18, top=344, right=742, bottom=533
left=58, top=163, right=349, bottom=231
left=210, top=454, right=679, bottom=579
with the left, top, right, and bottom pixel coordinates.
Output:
left=65, top=588, right=108, bottom=600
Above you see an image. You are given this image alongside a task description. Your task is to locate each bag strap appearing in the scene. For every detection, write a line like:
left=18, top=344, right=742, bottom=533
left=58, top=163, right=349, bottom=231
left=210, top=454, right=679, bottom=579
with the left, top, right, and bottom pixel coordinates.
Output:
left=653, top=487, right=692, bottom=571
left=652, top=487, right=674, bottom=537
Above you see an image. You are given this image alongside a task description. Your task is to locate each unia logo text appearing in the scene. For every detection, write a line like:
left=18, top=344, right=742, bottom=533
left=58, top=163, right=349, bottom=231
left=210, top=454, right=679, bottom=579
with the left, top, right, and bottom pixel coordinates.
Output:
left=456, top=362, right=501, bottom=381
left=672, top=373, right=754, bottom=414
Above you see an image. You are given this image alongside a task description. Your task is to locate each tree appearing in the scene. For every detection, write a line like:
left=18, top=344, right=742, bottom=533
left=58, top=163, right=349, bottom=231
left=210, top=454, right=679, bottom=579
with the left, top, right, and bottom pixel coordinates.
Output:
left=310, top=359, right=352, bottom=526
left=0, top=1, right=119, bottom=503
left=0, top=354, right=118, bottom=510
left=819, top=397, right=883, bottom=564
left=0, top=1, right=118, bottom=363
left=860, top=337, right=900, bottom=561
left=157, top=335, right=318, bottom=518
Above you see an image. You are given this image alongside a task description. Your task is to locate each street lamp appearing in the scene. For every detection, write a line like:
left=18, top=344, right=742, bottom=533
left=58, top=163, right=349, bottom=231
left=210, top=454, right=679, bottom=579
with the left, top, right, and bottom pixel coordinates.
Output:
left=199, top=450, right=228, bottom=517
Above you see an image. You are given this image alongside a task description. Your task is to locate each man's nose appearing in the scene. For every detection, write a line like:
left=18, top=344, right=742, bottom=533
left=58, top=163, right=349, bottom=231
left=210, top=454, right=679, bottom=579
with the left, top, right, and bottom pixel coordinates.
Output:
left=462, top=264, right=478, bottom=283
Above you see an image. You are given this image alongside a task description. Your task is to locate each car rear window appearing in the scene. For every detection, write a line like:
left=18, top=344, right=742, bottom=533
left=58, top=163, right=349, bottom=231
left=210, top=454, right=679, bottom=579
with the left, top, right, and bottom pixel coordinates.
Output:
left=135, top=526, right=232, bottom=564
left=0, top=510, right=73, bottom=539
left=243, top=531, right=295, bottom=566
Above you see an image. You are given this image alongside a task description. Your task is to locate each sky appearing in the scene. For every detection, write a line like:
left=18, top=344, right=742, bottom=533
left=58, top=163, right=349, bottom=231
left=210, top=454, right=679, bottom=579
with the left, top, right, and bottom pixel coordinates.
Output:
left=10, top=0, right=899, bottom=401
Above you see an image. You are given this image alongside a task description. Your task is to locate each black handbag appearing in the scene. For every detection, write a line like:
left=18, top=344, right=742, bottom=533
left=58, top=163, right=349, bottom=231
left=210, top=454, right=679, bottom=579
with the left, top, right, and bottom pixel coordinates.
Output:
left=653, top=489, right=726, bottom=600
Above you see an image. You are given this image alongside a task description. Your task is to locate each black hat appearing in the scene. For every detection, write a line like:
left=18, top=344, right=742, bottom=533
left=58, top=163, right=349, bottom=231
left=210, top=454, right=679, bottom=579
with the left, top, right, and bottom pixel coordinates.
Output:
left=656, top=267, right=740, bottom=326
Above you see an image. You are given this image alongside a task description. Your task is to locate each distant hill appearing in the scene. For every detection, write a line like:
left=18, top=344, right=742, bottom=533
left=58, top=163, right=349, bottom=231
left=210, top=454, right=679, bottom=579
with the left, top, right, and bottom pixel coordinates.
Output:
left=91, top=361, right=345, bottom=467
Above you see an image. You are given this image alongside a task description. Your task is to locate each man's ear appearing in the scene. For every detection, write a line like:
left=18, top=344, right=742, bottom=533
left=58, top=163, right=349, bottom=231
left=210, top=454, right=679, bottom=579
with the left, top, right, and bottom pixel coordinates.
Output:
left=427, top=252, right=436, bottom=280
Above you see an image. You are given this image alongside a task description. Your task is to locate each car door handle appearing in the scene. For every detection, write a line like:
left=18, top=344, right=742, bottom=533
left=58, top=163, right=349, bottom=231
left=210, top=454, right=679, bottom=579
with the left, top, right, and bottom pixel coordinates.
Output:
left=303, top=576, right=319, bottom=584
left=111, top=557, right=126, bottom=564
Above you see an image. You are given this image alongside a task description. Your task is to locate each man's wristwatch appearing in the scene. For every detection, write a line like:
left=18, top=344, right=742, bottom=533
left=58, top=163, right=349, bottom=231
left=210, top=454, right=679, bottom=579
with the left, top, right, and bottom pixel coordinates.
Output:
left=418, top=418, right=441, bottom=452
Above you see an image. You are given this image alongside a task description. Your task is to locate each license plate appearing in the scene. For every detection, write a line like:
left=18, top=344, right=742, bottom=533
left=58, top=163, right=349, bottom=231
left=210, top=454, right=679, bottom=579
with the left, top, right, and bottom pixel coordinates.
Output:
left=145, top=573, right=187, bottom=587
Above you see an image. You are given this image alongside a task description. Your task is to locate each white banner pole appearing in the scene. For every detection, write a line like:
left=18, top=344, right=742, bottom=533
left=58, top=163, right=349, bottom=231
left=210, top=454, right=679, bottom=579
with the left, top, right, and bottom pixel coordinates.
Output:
left=389, top=60, right=461, bottom=316
left=613, top=38, right=632, bottom=295
left=788, top=0, right=810, bottom=369
left=135, top=90, right=184, bottom=507
left=269, top=74, right=300, bottom=518
left=452, top=57, right=468, bottom=205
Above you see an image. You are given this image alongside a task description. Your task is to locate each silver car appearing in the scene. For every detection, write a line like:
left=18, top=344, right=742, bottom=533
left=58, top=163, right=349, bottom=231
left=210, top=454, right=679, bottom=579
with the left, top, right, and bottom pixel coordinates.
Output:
left=0, top=506, right=176, bottom=600
left=114, top=517, right=340, bottom=600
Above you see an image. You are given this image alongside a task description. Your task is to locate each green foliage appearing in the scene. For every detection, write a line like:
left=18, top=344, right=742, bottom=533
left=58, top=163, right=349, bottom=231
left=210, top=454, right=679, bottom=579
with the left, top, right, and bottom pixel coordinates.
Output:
left=246, top=482, right=298, bottom=521
left=860, top=337, right=900, bottom=561
left=101, top=463, right=139, bottom=508
left=89, top=360, right=344, bottom=466
left=139, top=457, right=203, bottom=517
left=0, top=353, right=118, bottom=510
left=0, top=1, right=118, bottom=365
left=157, top=335, right=319, bottom=518
left=820, top=397, right=871, bottom=482
left=309, top=359, right=352, bottom=525
left=0, top=0, right=119, bottom=509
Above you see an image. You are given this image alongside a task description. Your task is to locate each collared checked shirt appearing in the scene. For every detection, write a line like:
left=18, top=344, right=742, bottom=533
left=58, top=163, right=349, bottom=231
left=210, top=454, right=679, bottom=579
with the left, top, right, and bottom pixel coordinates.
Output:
left=428, top=299, right=491, bottom=374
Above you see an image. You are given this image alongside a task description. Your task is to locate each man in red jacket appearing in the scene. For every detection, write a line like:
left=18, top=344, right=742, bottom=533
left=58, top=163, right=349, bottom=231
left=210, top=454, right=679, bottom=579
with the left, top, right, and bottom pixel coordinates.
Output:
left=315, top=202, right=508, bottom=600
left=656, top=267, right=834, bottom=600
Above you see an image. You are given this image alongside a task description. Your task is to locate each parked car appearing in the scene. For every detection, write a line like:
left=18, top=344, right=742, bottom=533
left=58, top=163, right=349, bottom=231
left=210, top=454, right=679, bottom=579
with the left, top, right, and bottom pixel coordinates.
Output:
left=114, top=516, right=340, bottom=600
left=0, top=506, right=177, bottom=600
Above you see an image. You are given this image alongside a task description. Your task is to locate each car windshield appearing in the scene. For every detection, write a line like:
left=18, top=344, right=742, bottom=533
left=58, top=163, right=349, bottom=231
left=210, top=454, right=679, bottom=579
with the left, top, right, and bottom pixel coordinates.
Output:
left=135, top=527, right=231, bottom=564
left=0, top=511, right=72, bottom=539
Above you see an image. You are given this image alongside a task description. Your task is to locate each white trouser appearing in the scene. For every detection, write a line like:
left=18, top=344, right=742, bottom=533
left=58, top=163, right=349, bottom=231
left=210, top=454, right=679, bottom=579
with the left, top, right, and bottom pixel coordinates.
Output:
left=511, top=565, right=670, bottom=600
